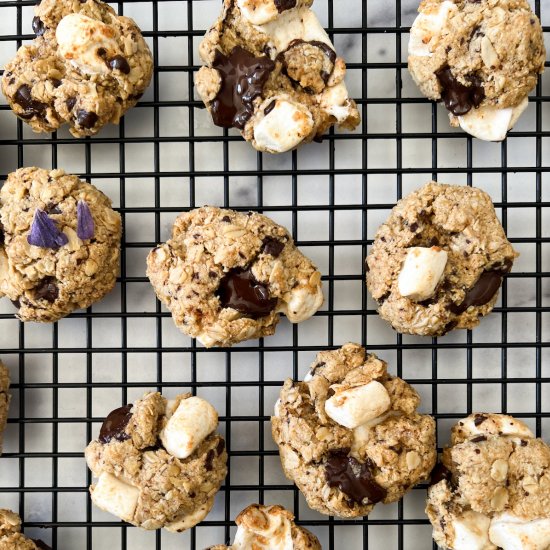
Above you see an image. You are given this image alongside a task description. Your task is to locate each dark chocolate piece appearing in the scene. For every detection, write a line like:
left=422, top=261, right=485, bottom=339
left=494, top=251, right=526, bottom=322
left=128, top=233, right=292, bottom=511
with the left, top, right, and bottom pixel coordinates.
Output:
left=216, top=438, right=225, bottom=455
left=436, top=67, right=485, bottom=116
left=471, top=435, right=487, bottom=443
left=98, top=404, right=133, bottom=444
left=429, top=462, right=453, bottom=486
left=451, top=270, right=503, bottom=314
left=34, top=278, right=58, bottom=303
left=274, top=0, right=297, bottom=11
left=474, top=414, right=488, bottom=426
left=76, top=109, right=98, bottom=129
left=66, top=97, right=77, bottom=112
left=264, top=99, right=277, bottom=115
left=261, top=237, right=285, bottom=258
left=109, top=55, right=131, bottom=74
left=205, top=449, right=215, bottom=471
left=14, top=84, right=46, bottom=117
left=32, top=16, right=46, bottom=36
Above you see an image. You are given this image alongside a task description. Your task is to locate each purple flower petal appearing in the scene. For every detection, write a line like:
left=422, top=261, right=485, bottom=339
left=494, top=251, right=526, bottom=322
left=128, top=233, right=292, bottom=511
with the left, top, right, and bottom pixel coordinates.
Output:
left=27, top=209, right=68, bottom=249
left=77, top=200, right=95, bottom=240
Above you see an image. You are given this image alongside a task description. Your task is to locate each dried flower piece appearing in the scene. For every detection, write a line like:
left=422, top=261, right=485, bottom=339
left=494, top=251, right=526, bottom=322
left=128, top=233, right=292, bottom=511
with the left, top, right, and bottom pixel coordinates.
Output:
left=27, top=209, right=68, bottom=249
left=77, top=200, right=95, bottom=240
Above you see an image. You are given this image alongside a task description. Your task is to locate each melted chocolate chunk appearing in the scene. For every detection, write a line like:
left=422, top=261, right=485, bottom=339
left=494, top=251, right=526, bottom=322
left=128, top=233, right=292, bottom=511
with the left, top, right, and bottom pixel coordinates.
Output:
left=14, top=85, right=46, bottom=117
left=34, top=278, right=58, bottom=303
left=474, top=414, right=488, bottom=426
left=216, top=438, right=225, bottom=455
left=430, top=462, right=453, bottom=486
left=32, top=540, right=52, bottom=550
left=264, top=99, right=277, bottom=115
left=471, top=435, right=487, bottom=443
left=205, top=449, right=215, bottom=471
left=109, top=55, right=131, bottom=74
left=436, top=67, right=485, bottom=116
left=325, top=452, right=387, bottom=504
left=281, top=39, right=337, bottom=65
left=66, top=97, right=77, bottom=111
left=450, top=270, right=503, bottom=314
left=210, top=46, right=275, bottom=129
left=274, top=0, right=297, bottom=11
left=262, top=237, right=285, bottom=258
left=11, top=299, right=21, bottom=309
left=99, top=404, right=133, bottom=444
left=32, top=16, right=46, bottom=36
left=76, top=109, right=98, bottom=129
left=217, top=267, right=277, bottom=318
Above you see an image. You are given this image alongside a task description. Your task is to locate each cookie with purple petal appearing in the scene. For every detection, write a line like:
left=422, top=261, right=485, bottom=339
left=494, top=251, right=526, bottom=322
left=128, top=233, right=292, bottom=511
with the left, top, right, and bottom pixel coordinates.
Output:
left=0, top=167, right=122, bottom=322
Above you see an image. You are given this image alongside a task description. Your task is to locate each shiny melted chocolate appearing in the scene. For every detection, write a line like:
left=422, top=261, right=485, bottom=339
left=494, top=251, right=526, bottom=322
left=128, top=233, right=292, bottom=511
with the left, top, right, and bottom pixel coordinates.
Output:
left=274, top=0, right=297, bottom=11
left=99, top=404, right=133, bottom=444
left=217, top=267, right=277, bottom=318
left=451, top=270, right=503, bottom=314
left=325, top=452, right=387, bottom=504
left=436, top=67, right=485, bottom=116
left=210, top=46, right=275, bottom=129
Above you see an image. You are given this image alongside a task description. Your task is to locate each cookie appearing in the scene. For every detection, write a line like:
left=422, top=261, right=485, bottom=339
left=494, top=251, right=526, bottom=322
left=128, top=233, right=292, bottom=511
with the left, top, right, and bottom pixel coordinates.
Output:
left=85, top=392, right=227, bottom=531
left=0, top=361, right=10, bottom=456
left=366, top=182, right=518, bottom=337
left=272, top=343, right=436, bottom=518
left=426, top=413, right=550, bottom=549
left=195, top=0, right=360, bottom=153
left=1, top=0, right=153, bottom=137
left=0, top=509, right=51, bottom=550
left=0, top=167, right=122, bottom=323
left=207, top=504, right=321, bottom=550
left=408, top=0, right=545, bottom=141
left=146, top=207, right=324, bottom=348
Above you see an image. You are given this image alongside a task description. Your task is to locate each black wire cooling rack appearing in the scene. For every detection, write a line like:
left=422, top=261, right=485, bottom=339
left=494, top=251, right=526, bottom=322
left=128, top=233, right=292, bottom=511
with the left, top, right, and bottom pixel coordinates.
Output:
left=0, top=0, right=548, bottom=548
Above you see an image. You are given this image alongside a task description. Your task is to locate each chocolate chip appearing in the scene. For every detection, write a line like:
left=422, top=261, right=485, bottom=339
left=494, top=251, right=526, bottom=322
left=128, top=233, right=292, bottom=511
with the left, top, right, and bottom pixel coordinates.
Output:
left=205, top=449, right=215, bottom=471
left=221, top=216, right=231, bottom=222
left=264, top=99, right=277, bottom=115
left=76, top=109, right=98, bottom=129
left=474, top=414, right=488, bottom=426
left=429, top=462, right=452, bottom=486
left=50, top=79, right=62, bottom=88
left=261, top=237, right=285, bottom=258
left=216, top=439, right=225, bottom=455
left=66, top=97, right=77, bottom=111
left=309, top=361, right=325, bottom=377
left=325, top=452, right=387, bottom=504
left=435, top=66, right=485, bottom=116
left=274, top=0, right=296, bottom=11
left=99, top=404, right=133, bottom=444
left=497, top=258, right=514, bottom=273
left=32, top=540, right=52, bottom=550
left=34, top=278, right=58, bottom=303
left=450, top=270, right=503, bottom=314
left=208, top=271, right=216, bottom=278
left=521, top=440, right=528, bottom=447
left=109, top=55, right=131, bottom=74
left=32, top=16, right=46, bottom=36
left=11, top=299, right=21, bottom=309
left=210, top=46, right=275, bottom=129
left=471, top=435, right=487, bottom=443
left=217, top=267, right=277, bottom=319
left=14, top=84, right=46, bottom=117
left=409, top=222, right=418, bottom=232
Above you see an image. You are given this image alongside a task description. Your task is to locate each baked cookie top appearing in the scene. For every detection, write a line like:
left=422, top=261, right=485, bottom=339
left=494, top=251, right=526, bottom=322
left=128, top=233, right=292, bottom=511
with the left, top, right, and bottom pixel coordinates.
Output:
left=0, top=167, right=122, bottom=323
left=146, top=206, right=324, bottom=348
left=427, top=413, right=550, bottom=549
left=85, top=392, right=227, bottom=531
left=272, top=343, right=436, bottom=517
left=195, top=0, right=360, bottom=153
left=0, top=509, right=51, bottom=550
left=1, top=0, right=153, bottom=137
left=366, top=181, right=518, bottom=336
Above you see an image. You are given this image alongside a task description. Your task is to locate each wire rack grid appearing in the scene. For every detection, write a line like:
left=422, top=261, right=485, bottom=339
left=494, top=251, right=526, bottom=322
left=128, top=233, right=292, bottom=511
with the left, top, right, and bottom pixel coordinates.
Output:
left=0, top=0, right=548, bottom=548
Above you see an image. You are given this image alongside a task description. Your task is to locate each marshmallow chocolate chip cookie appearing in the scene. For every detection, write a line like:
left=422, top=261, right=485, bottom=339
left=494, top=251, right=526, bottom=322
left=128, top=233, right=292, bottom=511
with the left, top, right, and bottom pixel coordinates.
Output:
left=85, top=392, right=227, bottom=531
left=2, top=0, right=153, bottom=137
left=207, top=504, right=321, bottom=550
left=366, top=182, right=518, bottom=337
left=272, top=343, right=436, bottom=517
left=427, top=414, right=550, bottom=550
left=146, top=207, right=323, bottom=348
left=408, top=0, right=545, bottom=141
left=0, top=167, right=122, bottom=323
left=195, top=0, right=360, bottom=153
left=0, top=509, right=51, bottom=550
left=0, top=361, right=10, bottom=456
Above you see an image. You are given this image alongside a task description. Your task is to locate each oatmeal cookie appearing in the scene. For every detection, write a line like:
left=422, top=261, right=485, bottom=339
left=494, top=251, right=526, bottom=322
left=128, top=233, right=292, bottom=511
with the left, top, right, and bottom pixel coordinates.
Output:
left=85, top=392, right=227, bottom=531
left=2, top=0, right=153, bottom=137
left=272, top=343, right=436, bottom=518
left=0, top=361, right=10, bottom=456
left=146, top=206, right=324, bottom=348
left=0, top=167, right=122, bottom=322
left=207, top=504, right=321, bottom=550
left=408, top=0, right=545, bottom=141
left=195, top=0, right=360, bottom=153
left=366, top=182, right=518, bottom=337
left=0, top=509, right=51, bottom=550
left=427, top=413, right=550, bottom=549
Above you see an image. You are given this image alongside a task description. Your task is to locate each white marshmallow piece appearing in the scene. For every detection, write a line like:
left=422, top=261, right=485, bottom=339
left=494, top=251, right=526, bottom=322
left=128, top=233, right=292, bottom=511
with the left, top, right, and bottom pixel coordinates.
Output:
left=56, top=13, right=121, bottom=75
left=237, top=0, right=279, bottom=25
left=458, top=97, right=529, bottom=142
left=254, top=98, right=314, bottom=153
left=279, top=282, right=323, bottom=323
left=409, top=1, right=456, bottom=57
left=320, top=81, right=354, bottom=122
left=91, top=472, right=140, bottom=523
left=165, top=501, right=211, bottom=533
left=459, top=414, right=534, bottom=441
left=232, top=510, right=294, bottom=550
left=159, top=396, right=218, bottom=459
left=489, top=513, right=550, bottom=550
left=325, top=381, right=391, bottom=430
left=398, top=246, right=448, bottom=302
left=452, top=511, right=495, bottom=550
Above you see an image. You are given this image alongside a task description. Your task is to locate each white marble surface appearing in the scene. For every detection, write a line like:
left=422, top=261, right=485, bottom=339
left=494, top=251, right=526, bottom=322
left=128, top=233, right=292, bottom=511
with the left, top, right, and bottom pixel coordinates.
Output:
left=0, top=0, right=548, bottom=548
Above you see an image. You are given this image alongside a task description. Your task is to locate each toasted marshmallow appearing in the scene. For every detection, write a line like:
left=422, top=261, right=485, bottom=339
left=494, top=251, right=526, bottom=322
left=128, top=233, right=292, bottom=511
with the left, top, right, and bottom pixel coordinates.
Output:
left=452, top=511, right=495, bottom=550
left=279, top=279, right=324, bottom=323
left=398, top=246, right=448, bottom=302
left=254, top=98, right=314, bottom=153
left=320, top=81, right=354, bottom=122
left=90, top=472, right=139, bottom=523
left=237, top=0, right=279, bottom=25
left=56, top=13, right=121, bottom=75
left=454, top=413, right=534, bottom=444
left=165, top=501, right=211, bottom=533
left=409, top=1, right=456, bottom=57
left=458, top=97, right=529, bottom=142
left=489, top=513, right=550, bottom=550
left=325, top=381, right=391, bottom=430
left=159, top=396, right=218, bottom=459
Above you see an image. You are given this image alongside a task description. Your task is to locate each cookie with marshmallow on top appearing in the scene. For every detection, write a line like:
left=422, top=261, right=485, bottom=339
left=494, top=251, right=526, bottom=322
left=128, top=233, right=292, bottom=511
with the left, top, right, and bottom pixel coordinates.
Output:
left=272, top=343, right=436, bottom=518
left=85, top=392, right=227, bottom=531
left=366, top=181, right=518, bottom=337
